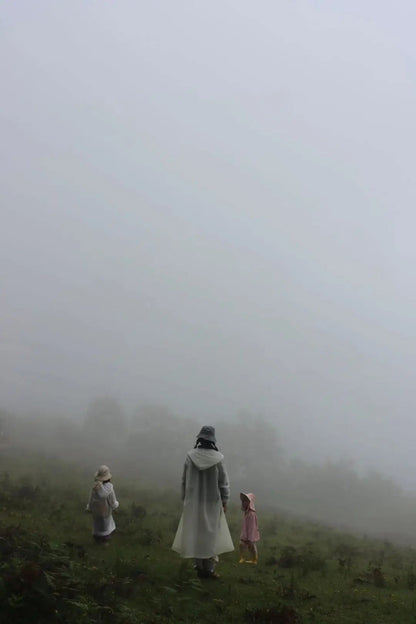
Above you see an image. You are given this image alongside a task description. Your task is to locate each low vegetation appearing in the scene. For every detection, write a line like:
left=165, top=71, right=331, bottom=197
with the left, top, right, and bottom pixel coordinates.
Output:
left=2, top=453, right=416, bottom=623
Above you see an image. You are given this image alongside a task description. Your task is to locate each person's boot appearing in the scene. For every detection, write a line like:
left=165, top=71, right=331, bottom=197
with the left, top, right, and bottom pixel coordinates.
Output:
left=205, top=564, right=220, bottom=579
left=246, top=555, right=258, bottom=565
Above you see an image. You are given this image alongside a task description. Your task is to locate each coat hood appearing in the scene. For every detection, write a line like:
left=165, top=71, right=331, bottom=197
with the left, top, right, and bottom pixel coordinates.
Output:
left=93, top=481, right=113, bottom=497
left=187, top=448, right=224, bottom=471
left=240, top=492, right=256, bottom=511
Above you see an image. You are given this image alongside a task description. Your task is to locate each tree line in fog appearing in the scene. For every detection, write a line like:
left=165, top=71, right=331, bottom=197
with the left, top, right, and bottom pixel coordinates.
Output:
left=0, top=399, right=414, bottom=544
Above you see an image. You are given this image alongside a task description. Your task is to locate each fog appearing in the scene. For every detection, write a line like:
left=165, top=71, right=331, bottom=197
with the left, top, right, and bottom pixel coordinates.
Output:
left=1, top=2, right=416, bottom=492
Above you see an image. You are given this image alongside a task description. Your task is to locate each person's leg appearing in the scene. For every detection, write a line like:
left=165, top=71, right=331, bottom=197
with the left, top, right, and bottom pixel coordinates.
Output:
left=93, top=534, right=109, bottom=545
left=246, top=542, right=258, bottom=564
left=194, top=558, right=205, bottom=576
left=203, top=557, right=219, bottom=578
left=239, top=540, right=248, bottom=563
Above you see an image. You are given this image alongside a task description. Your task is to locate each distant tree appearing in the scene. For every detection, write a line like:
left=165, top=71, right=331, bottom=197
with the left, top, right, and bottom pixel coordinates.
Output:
left=129, top=403, right=174, bottom=432
left=220, top=411, right=283, bottom=496
left=125, top=403, right=197, bottom=485
left=84, top=397, right=127, bottom=439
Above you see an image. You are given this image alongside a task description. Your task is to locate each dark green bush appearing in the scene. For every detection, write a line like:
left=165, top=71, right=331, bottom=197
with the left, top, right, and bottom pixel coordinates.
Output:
left=0, top=525, right=138, bottom=624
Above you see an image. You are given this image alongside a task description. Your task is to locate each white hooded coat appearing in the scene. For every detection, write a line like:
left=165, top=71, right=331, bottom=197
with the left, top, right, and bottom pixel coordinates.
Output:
left=87, top=481, right=119, bottom=536
left=172, top=448, right=234, bottom=558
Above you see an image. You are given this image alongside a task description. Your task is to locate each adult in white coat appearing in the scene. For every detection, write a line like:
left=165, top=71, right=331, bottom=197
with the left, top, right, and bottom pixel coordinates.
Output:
left=172, top=426, right=234, bottom=578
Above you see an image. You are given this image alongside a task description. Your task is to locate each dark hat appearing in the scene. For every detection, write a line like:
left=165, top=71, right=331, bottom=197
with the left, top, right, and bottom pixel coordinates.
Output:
left=196, top=425, right=216, bottom=444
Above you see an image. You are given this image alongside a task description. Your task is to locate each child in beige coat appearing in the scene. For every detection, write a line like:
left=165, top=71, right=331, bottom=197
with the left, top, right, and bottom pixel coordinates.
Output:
left=86, top=465, right=119, bottom=543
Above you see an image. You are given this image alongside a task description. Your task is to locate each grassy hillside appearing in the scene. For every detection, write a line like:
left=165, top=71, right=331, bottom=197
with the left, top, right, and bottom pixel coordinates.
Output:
left=2, top=452, right=416, bottom=623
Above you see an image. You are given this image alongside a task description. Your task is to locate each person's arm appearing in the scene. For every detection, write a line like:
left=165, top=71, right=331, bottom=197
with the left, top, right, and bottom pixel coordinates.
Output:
left=245, top=511, right=256, bottom=533
left=107, top=484, right=119, bottom=511
left=181, top=459, right=188, bottom=501
left=85, top=489, right=93, bottom=512
left=218, top=461, right=230, bottom=511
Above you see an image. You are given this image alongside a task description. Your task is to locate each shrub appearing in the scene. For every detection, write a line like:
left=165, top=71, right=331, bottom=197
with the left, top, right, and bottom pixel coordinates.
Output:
left=0, top=525, right=138, bottom=624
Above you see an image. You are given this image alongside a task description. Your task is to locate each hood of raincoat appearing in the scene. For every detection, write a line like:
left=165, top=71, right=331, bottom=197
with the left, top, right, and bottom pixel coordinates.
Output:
left=92, top=481, right=114, bottom=497
left=187, top=448, right=224, bottom=471
left=240, top=492, right=256, bottom=511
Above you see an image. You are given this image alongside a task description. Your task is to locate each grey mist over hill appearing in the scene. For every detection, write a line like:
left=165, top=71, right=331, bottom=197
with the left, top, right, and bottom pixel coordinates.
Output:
left=1, top=2, right=416, bottom=490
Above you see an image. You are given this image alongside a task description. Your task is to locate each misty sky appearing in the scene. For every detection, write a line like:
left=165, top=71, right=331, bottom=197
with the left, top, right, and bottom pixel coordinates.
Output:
left=1, top=1, right=416, bottom=484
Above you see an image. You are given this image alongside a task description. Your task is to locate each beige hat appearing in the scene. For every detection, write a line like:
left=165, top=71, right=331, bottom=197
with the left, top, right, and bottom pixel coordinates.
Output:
left=94, top=465, right=112, bottom=481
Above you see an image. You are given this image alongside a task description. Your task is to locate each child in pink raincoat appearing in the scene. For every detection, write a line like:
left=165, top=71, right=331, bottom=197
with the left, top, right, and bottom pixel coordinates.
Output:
left=239, top=492, right=260, bottom=564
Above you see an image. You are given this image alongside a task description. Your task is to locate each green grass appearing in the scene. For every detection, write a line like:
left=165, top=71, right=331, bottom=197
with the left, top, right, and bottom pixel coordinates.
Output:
left=2, top=453, right=416, bottom=623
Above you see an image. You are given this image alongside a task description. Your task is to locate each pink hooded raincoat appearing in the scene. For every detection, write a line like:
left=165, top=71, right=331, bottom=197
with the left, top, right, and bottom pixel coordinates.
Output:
left=240, top=492, right=260, bottom=543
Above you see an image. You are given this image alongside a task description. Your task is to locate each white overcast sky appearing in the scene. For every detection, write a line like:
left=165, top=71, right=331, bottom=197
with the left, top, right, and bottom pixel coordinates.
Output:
left=1, top=1, right=416, bottom=483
